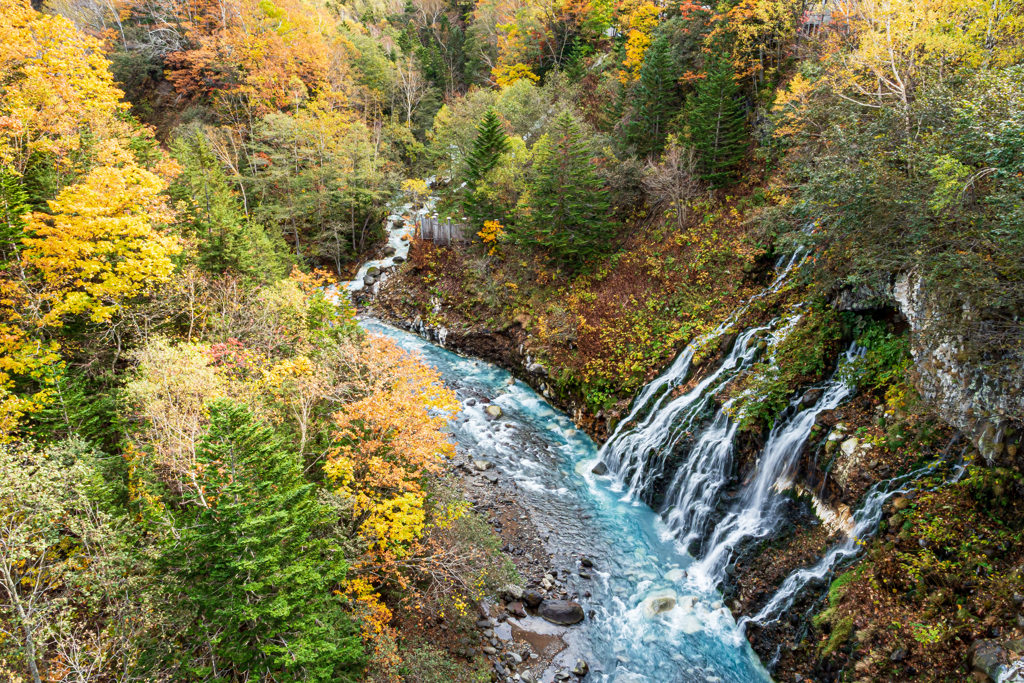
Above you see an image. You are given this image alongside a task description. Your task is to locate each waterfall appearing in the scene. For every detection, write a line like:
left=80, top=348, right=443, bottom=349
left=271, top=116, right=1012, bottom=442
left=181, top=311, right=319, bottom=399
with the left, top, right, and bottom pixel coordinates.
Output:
left=660, top=405, right=739, bottom=553
left=745, top=435, right=967, bottom=627
left=599, top=247, right=811, bottom=503
left=741, top=483, right=894, bottom=627
left=687, top=344, right=863, bottom=591
left=602, top=325, right=768, bottom=500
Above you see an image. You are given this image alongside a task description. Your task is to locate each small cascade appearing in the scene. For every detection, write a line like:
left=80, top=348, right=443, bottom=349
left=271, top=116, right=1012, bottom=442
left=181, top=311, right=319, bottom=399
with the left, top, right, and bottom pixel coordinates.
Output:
left=742, top=483, right=894, bottom=627
left=598, top=248, right=812, bottom=505
left=688, top=344, right=863, bottom=592
left=602, top=247, right=808, bottom=452
left=660, top=406, right=739, bottom=553
left=745, top=436, right=968, bottom=627
left=324, top=181, right=440, bottom=302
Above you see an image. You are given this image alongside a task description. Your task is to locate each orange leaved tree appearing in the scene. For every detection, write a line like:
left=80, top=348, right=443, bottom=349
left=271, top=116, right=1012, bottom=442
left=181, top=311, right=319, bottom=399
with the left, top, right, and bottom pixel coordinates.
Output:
left=325, top=335, right=459, bottom=564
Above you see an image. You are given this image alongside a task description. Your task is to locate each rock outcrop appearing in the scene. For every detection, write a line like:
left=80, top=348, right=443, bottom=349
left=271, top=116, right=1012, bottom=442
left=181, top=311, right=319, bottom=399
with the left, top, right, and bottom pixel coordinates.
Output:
left=893, top=273, right=1023, bottom=468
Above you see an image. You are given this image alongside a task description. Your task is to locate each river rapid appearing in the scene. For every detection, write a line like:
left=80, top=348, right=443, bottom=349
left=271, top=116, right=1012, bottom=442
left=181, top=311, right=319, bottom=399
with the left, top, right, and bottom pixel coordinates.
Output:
left=361, top=318, right=773, bottom=683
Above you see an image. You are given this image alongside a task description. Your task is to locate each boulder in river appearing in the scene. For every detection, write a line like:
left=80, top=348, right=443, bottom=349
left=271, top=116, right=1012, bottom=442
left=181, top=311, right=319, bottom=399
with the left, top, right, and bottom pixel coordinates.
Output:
left=486, top=405, right=503, bottom=418
left=383, top=246, right=396, bottom=256
left=538, top=600, right=584, bottom=625
left=523, top=590, right=544, bottom=608
left=363, top=275, right=375, bottom=286
left=474, top=460, right=495, bottom=471
left=642, top=589, right=677, bottom=618
left=591, top=461, right=608, bottom=475
left=507, top=601, right=526, bottom=618
left=502, top=584, right=523, bottom=601
left=664, top=568, right=686, bottom=582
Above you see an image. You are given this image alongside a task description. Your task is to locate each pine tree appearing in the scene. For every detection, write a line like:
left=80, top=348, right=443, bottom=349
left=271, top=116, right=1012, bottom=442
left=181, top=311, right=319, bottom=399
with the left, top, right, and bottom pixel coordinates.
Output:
left=170, top=132, right=291, bottom=281
left=625, top=38, right=680, bottom=158
left=0, top=168, right=29, bottom=259
left=162, top=400, right=365, bottom=683
left=462, top=108, right=511, bottom=225
left=523, top=112, right=615, bottom=272
left=686, top=58, right=748, bottom=188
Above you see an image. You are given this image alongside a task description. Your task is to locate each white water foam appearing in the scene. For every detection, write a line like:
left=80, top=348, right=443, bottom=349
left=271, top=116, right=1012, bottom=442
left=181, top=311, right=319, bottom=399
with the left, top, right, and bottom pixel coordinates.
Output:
left=688, top=344, right=863, bottom=592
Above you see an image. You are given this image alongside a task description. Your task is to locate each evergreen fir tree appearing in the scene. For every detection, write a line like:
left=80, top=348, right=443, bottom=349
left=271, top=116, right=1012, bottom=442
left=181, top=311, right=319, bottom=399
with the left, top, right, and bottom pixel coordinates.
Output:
left=686, top=58, right=748, bottom=187
left=0, top=168, right=29, bottom=259
left=462, top=108, right=511, bottom=225
left=162, top=400, right=365, bottom=683
left=523, top=112, right=615, bottom=272
left=625, top=38, right=680, bottom=158
left=170, top=133, right=291, bottom=281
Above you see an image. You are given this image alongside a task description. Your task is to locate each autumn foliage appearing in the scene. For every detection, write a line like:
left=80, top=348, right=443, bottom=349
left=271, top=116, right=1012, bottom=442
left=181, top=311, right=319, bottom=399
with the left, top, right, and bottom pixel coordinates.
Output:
left=0, top=0, right=180, bottom=440
left=159, top=0, right=338, bottom=113
left=326, top=335, right=459, bottom=558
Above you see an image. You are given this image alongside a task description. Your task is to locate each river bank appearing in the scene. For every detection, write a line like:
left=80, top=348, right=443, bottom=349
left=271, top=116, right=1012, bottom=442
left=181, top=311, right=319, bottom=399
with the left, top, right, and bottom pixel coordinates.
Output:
left=344, top=202, right=1024, bottom=683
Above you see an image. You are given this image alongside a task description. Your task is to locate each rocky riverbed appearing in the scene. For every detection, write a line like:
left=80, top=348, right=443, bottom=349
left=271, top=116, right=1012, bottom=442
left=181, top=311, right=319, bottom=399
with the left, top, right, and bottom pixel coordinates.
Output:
left=360, top=318, right=771, bottom=683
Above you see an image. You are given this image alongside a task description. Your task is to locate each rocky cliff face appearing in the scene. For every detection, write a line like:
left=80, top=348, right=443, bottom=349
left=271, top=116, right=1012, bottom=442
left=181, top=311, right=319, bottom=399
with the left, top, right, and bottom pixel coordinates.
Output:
left=829, top=271, right=1022, bottom=468
left=893, top=273, right=1023, bottom=468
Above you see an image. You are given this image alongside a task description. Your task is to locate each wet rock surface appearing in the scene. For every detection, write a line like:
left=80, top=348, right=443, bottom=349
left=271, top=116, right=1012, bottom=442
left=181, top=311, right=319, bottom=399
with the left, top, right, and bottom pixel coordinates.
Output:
left=538, top=600, right=585, bottom=625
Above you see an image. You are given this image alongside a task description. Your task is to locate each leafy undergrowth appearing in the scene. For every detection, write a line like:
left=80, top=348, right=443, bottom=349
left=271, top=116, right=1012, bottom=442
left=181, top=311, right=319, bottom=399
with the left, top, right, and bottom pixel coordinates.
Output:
left=397, top=638, right=492, bottom=683
left=379, top=194, right=771, bottom=414
left=801, top=467, right=1024, bottom=683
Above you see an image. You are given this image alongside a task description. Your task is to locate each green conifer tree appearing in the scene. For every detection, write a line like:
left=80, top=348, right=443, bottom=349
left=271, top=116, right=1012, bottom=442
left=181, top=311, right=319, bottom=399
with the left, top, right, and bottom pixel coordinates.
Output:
left=523, top=112, right=615, bottom=272
left=686, top=58, right=748, bottom=188
left=462, top=108, right=511, bottom=225
left=0, top=168, right=29, bottom=259
left=625, top=37, right=680, bottom=158
left=170, top=133, right=292, bottom=281
left=162, top=400, right=365, bottom=683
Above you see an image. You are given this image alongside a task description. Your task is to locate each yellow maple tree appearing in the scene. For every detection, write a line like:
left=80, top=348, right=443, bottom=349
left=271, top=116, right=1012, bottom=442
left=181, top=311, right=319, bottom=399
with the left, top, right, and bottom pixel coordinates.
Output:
left=0, top=0, right=133, bottom=175
left=616, top=0, right=660, bottom=83
left=493, top=62, right=541, bottom=87
left=23, top=165, right=180, bottom=325
left=0, top=0, right=182, bottom=440
left=325, top=335, right=459, bottom=559
left=771, top=72, right=823, bottom=138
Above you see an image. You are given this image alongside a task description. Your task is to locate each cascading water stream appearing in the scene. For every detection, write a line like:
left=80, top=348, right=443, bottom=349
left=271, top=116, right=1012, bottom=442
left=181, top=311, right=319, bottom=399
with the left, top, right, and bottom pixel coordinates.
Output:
left=603, top=325, right=769, bottom=500
left=659, top=405, right=738, bottom=552
left=742, top=481, right=906, bottom=628
left=745, top=434, right=968, bottom=628
left=687, top=344, right=864, bottom=592
left=599, top=248, right=813, bottom=505
left=602, top=247, right=808, bottom=454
